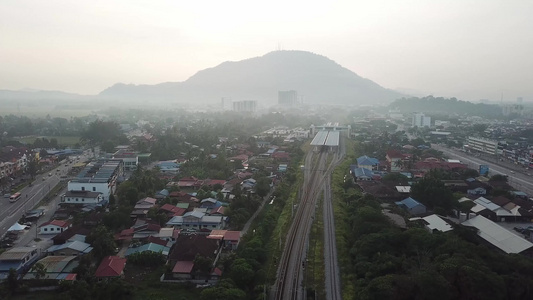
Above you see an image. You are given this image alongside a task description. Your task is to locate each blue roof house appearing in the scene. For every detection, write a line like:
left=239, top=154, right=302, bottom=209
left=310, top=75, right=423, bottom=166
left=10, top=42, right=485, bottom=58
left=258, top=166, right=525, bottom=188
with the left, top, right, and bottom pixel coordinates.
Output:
left=350, top=165, right=374, bottom=181
left=357, top=155, right=380, bottom=171
left=395, top=197, right=427, bottom=215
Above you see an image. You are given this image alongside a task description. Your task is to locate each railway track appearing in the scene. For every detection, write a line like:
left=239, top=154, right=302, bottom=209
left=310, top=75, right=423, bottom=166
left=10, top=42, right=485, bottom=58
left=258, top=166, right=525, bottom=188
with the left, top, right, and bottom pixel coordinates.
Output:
left=273, top=150, right=327, bottom=300
left=323, top=174, right=342, bottom=300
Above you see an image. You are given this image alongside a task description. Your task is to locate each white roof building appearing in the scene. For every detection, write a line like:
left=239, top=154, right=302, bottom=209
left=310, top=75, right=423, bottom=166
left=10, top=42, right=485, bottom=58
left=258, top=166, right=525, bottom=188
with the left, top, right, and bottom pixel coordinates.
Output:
left=461, top=215, right=533, bottom=254
left=409, top=214, right=453, bottom=233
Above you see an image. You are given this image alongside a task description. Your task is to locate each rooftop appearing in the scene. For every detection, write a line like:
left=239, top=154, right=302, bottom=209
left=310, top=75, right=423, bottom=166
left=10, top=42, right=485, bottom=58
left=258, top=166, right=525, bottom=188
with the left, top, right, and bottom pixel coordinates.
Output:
left=71, top=159, right=121, bottom=184
left=462, top=215, right=533, bottom=254
left=94, top=256, right=127, bottom=277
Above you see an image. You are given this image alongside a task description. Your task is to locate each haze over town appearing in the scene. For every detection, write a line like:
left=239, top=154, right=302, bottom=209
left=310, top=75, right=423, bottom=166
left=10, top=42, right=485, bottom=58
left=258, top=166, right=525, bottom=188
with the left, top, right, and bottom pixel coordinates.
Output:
left=1, top=0, right=532, bottom=102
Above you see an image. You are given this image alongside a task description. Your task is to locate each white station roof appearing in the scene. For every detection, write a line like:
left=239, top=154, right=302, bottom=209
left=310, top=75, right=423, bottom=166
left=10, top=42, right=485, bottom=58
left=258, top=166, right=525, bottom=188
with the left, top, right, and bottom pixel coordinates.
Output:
left=310, top=130, right=340, bottom=147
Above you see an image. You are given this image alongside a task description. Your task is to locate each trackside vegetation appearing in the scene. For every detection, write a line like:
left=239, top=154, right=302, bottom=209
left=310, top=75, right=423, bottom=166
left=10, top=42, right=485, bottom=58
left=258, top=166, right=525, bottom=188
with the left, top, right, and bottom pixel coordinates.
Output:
left=332, top=142, right=533, bottom=300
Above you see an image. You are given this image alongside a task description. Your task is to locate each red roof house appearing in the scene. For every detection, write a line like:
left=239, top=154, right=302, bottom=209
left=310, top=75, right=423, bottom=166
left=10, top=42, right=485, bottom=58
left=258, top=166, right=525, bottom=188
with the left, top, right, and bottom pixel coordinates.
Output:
left=39, top=220, right=72, bottom=235
left=94, top=256, right=127, bottom=279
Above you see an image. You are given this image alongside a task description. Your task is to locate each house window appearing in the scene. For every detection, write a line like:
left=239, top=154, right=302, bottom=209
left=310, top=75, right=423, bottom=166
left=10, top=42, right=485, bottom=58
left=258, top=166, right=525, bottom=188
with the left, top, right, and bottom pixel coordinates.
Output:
left=93, top=187, right=96, bottom=191
left=76, top=198, right=79, bottom=201
left=82, top=199, right=85, bottom=202
left=44, top=228, right=47, bottom=231
left=81, top=187, right=85, bottom=191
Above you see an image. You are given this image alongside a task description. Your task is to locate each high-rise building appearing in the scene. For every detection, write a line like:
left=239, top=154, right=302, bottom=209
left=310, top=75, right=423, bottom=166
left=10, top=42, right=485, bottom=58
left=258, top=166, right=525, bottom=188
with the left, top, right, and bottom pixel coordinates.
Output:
left=233, top=100, right=257, bottom=112
left=278, top=90, right=298, bottom=105
left=412, top=113, right=431, bottom=127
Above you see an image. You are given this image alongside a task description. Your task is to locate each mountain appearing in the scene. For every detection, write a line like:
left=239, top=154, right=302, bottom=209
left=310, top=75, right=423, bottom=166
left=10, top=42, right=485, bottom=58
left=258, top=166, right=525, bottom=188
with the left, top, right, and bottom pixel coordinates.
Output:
left=100, top=50, right=404, bottom=105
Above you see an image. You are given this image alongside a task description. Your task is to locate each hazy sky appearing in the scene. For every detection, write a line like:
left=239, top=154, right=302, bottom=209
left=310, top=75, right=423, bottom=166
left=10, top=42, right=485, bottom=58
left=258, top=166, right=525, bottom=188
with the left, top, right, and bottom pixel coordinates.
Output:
left=1, top=0, right=532, bottom=102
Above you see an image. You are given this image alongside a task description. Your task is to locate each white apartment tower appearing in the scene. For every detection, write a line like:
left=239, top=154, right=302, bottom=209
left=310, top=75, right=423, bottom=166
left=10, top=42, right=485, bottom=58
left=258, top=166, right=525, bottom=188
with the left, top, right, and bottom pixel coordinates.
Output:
left=412, top=113, right=431, bottom=127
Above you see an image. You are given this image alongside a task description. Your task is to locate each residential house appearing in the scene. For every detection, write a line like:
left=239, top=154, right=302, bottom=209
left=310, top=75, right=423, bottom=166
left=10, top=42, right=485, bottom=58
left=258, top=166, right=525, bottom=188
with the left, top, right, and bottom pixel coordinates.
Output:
left=94, top=256, right=127, bottom=280
left=131, top=197, right=157, bottom=218
left=156, top=228, right=180, bottom=244
left=166, top=210, right=225, bottom=231
left=168, top=234, right=221, bottom=281
left=0, top=247, right=40, bottom=279
left=350, top=165, right=374, bottom=181
left=409, top=214, right=453, bottom=233
left=178, top=177, right=204, bottom=191
left=157, top=161, right=180, bottom=174
left=442, top=180, right=468, bottom=193
left=159, top=204, right=187, bottom=217
left=395, top=197, right=427, bottom=215
left=155, top=189, right=170, bottom=200
left=470, top=197, right=499, bottom=221
left=357, top=155, right=379, bottom=171
left=207, top=230, right=241, bottom=250
left=125, top=242, right=170, bottom=257
left=132, top=223, right=161, bottom=239
left=23, top=256, right=78, bottom=280
left=357, top=181, right=402, bottom=202
left=467, top=180, right=490, bottom=195
left=200, top=198, right=222, bottom=209
left=46, top=241, right=93, bottom=256
left=241, top=178, right=257, bottom=191
left=52, top=226, right=91, bottom=245
left=210, top=206, right=225, bottom=216
left=39, top=220, right=72, bottom=235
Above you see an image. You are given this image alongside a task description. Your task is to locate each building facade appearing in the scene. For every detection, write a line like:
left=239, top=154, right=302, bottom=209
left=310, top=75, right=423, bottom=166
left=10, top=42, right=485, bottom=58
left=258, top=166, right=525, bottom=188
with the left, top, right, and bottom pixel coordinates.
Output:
left=278, top=90, right=298, bottom=105
left=467, top=137, right=500, bottom=155
left=412, top=113, right=431, bottom=127
left=67, top=160, right=123, bottom=201
left=232, top=100, right=257, bottom=112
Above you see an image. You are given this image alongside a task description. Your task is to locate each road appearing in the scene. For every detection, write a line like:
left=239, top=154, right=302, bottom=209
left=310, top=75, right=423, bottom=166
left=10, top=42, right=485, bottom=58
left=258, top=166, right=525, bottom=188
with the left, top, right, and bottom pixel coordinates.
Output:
left=432, top=144, right=533, bottom=195
left=0, top=152, right=89, bottom=239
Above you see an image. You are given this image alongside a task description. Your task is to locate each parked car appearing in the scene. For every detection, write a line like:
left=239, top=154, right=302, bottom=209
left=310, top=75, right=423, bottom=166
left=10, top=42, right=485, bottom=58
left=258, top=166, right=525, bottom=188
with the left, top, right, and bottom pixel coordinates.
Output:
left=514, top=226, right=526, bottom=233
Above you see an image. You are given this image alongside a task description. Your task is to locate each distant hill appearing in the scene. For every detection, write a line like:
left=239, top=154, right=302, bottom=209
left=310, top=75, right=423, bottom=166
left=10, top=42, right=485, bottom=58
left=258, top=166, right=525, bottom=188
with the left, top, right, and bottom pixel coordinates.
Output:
left=389, top=96, right=503, bottom=118
left=100, top=50, right=404, bottom=105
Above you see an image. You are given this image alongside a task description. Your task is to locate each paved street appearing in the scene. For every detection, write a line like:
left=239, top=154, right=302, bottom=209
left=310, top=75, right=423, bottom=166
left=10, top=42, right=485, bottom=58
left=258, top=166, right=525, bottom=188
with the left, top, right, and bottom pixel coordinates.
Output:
left=433, top=144, right=533, bottom=196
left=0, top=152, right=90, bottom=239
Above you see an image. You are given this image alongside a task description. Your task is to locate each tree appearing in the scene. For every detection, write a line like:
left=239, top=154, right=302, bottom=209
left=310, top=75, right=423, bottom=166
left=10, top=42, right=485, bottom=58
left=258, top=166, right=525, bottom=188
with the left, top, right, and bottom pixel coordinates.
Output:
left=6, top=268, right=18, bottom=294
left=393, top=159, right=404, bottom=170
left=26, top=152, right=39, bottom=179
left=490, top=174, right=508, bottom=182
left=382, top=173, right=408, bottom=184
left=86, top=225, right=116, bottom=260
left=31, top=262, right=47, bottom=280
left=411, top=172, right=455, bottom=210
left=229, top=258, right=254, bottom=288
left=255, top=177, right=271, bottom=198
left=194, top=255, right=214, bottom=276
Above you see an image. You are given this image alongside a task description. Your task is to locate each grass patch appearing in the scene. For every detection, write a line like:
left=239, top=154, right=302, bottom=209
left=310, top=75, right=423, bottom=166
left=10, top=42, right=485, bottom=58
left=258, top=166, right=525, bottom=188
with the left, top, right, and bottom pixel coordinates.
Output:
left=331, top=138, right=359, bottom=299
left=265, top=143, right=308, bottom=283
left=306, top=196, right=326, bottom=298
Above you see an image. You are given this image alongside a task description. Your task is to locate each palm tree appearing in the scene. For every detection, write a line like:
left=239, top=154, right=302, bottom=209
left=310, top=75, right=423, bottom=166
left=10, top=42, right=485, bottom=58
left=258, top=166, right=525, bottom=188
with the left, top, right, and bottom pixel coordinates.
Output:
left=394, top=159, right=404, bottom=171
